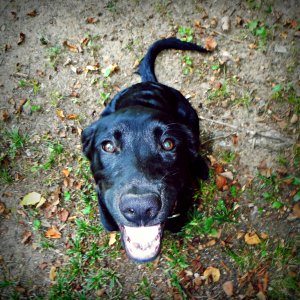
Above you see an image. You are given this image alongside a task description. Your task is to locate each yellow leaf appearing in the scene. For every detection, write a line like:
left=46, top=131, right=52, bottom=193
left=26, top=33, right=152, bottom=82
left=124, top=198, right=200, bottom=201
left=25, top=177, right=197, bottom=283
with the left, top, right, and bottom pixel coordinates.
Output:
left=36, top=196, right=46, bottom=208
left=244, top=232, right=261, bottom=245
left=109, top=232, right=117, bottom=246
left=203, top=266, right=220, bottom=283
left=20, top=192, right=41, bottom=206
left=49, top=266, right=57, bottom=281
left=56, top=109, right=65, bottom=120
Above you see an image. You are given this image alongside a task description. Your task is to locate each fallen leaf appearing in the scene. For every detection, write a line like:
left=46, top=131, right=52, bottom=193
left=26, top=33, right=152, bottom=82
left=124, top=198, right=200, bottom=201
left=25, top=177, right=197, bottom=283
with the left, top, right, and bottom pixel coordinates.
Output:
left=39, top=262, right=48, bottom=270
left=62, top=168, right=70, bottom=177
left=279, top=31, right=288, bottom=39
left=36, top=196, right=46, bottom=208
left=232, top=134, right=238, bottom=145
left=17, top=32, right=25, bottom=45
left=16, top=98, right=28, bottom=114
left=248, top=43, right=257, bottom=49
left=86, top=17, right=98, bottom=24
left=216, top=175, right=227, bottom=190
left=66, top=114, right=78, bottom=120
left=27, top=9, right=37, bottom=17
left=80, top=37, right=90, bottom=46
left=56, top=109, right=65, bottom=120
left=292, top=202, right=300, bottom=218
left=194, top=275, right=202, bottom=287
left=244, top=232, right=261, bottom=245
left=219, top=171, right=233, bottom=181
left=109, top=232, right=117, bottom=246
left=20, top=192, right=42, bottom=206
left=4, top=44, right=11, bottom=51
left=256, top=291, right=266, bottom=300
left=203, top=266, right=220, bottom=283
left=204, top=37, right=217, bottom=51
left=45, top=226, right=61, bottom=239
left=0, top=110, right=9, bottom=121
left=49, top=266, right=57, bottom=281
left=260, top=232, right=269, bottom=240
left=222, top=281, right=234, bottom=296
left=290, top=19, right=298, bottom=29
left=15, top=286, right=26, bottom=294
left=58, top=209, right=69, bottom=222
left=21, top=230, right=32, bottom=244
left=0, top=202, right=6, bottom=214
left=214, top=163, right=224, bottom=174
left=63, top=40, right=79, bottom=53
left=85, top=63, right=100, bottom=71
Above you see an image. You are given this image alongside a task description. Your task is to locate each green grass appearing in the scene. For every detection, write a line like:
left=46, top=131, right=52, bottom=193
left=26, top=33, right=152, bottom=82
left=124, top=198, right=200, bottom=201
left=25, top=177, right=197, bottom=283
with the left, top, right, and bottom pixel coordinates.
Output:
left=178, top=26, right=194, bottom=42
left=181, top=55, right=193, bottom=75
left=2, top=128, right=29, bottom=159
left=272, top=82, right=300, bottom=114
left=247, top=20, right=270, bottom=50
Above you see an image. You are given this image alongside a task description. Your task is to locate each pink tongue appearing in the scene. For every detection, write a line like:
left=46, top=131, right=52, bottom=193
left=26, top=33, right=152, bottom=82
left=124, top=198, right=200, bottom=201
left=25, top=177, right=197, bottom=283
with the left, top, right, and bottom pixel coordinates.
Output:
left=123, top=224, right=161, bottom=261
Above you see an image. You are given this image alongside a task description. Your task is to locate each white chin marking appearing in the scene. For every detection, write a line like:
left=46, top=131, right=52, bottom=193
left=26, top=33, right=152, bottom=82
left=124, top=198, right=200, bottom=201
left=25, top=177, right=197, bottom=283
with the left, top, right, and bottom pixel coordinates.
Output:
left=122, top=224, right=162, bottom=262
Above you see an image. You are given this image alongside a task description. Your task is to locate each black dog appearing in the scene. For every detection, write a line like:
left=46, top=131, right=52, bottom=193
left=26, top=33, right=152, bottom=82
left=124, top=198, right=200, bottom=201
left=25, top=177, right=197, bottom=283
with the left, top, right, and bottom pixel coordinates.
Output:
left=82, top=38, right=209, bottom=263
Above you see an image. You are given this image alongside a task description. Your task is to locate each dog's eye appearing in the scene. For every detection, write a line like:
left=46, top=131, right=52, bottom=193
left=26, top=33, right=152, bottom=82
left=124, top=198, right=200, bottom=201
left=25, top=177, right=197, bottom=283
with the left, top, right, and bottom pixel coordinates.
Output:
left=162, top=138, right=175, bottom=151
left=102, top=141, right=116, bottom=153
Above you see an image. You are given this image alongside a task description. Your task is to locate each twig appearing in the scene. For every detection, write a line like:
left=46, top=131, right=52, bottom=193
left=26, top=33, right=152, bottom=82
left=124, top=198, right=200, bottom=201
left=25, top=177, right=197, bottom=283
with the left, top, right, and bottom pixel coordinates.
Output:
left=199, top=115, right=293, bottom=145
left=202, top=132, right=236, bottom=145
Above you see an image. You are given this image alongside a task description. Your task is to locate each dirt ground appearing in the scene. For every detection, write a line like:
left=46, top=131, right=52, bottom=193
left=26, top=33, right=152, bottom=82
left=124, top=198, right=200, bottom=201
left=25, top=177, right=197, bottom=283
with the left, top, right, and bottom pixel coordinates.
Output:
left=0, top=0, right=299, bottom=299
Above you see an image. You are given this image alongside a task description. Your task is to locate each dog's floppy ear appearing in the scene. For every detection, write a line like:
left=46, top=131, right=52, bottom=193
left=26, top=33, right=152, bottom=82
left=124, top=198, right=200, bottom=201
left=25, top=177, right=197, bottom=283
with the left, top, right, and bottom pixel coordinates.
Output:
left=82, top=123, right=97, bottom=161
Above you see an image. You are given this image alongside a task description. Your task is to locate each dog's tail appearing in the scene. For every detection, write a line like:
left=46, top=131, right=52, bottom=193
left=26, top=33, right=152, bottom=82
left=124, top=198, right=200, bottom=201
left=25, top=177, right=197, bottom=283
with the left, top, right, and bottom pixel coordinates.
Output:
left=138, top=37, right=209, bottom=82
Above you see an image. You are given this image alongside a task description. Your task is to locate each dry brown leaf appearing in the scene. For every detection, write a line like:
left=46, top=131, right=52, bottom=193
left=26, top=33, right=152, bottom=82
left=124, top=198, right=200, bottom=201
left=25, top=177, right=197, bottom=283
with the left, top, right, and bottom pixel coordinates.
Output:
left=49, top=266, right=57, bottom=281
left=260, top=232, right=269, bottom=240
left=216, top=175, right=227, bottom=190
left=109, top=232, right=117, bottom=246
left=0, top=110, right=9, bottom=121
left=39, top=261, right=48, bottom=270
left=214, top=163, right=224, bottom=174
left=86, top=17, right=98, bottom=24
left=21, top=230, right=32, bottom=244
left=62, top=168, right=70, bottom=177
left=203, top=266, right=220, bottom=283
left=85, top=63, right=100, bottom=71
left=63, top=41, right=79, bottom=53
left=58, top=209, right=69, bottom=222
left=204, top=37, right=217, bottom=51
left=81, top=37, right=90, bottom=46
left=244, top=232, right=261, bottom=245
left=222, top=281, right=234, bottom=296
left=17, top=32, right=25, bottom=45
left=45, top=226, right=61, bottom=239
left=27, top=9, right=37, bottom=17
left=0, top=202, right=6, bottom=214
left=248, top=43, right=257, bottom=49
left=16, top=98, right=28, bottom=114
left=292, top=202, right=300, bottom=218
left=66, top=114, right=79, bottom=120
left=232, top=134, right=238, bottom=145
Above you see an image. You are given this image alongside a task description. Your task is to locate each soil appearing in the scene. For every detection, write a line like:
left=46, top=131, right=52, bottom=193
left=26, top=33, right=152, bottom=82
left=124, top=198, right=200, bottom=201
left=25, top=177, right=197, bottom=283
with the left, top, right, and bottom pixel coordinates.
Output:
left=0, top=0, right=299, bottom=299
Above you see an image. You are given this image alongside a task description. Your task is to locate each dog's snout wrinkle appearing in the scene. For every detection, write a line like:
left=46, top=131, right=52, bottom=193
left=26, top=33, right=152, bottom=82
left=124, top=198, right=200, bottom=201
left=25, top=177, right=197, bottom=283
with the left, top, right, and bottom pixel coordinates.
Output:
left=119, top=193, right=161, bottom=226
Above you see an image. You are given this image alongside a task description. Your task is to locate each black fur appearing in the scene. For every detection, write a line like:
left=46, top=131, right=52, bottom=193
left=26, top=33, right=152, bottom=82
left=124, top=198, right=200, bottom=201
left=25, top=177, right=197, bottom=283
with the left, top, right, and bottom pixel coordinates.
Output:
left=82, top=38, right=209, bottom=262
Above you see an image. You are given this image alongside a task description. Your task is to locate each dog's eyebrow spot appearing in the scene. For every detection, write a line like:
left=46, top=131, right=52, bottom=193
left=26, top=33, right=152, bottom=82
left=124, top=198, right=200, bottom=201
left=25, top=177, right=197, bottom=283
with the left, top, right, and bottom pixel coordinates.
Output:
left=153, top=126, right=163, bottom=139
left=113, top=130, right=122, bottom=140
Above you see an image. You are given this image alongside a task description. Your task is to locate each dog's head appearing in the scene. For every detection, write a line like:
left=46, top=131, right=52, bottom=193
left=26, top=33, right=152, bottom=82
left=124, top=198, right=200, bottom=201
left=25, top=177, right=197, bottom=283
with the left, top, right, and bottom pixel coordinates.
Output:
left=82, top=106, right=200, bottom=262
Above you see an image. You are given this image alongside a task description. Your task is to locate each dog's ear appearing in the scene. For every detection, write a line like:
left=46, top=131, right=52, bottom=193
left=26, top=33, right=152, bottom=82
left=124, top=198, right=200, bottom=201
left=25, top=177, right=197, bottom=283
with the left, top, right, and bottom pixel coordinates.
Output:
left=82, top=123, right=96, bottom=160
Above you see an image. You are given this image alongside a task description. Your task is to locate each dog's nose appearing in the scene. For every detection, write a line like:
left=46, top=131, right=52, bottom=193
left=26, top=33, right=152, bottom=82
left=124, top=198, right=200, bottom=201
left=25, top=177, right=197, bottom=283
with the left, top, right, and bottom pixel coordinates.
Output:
left=119, top=193, right=161, bottom=226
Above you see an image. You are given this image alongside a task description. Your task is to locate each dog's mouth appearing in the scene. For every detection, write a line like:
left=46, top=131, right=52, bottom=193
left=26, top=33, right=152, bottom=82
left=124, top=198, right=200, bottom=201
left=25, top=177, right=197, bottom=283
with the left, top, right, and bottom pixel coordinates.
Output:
left=119, top=224, right=163, bottom=263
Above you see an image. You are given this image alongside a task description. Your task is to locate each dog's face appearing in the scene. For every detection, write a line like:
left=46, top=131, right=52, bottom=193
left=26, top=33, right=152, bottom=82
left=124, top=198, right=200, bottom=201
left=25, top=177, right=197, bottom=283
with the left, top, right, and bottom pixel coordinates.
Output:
left=82, top=106, right=198, bottom=262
